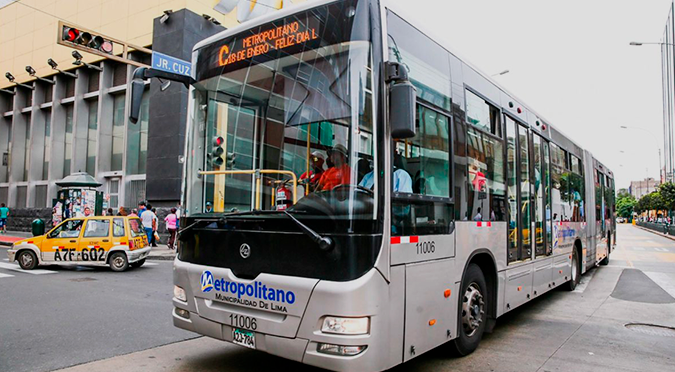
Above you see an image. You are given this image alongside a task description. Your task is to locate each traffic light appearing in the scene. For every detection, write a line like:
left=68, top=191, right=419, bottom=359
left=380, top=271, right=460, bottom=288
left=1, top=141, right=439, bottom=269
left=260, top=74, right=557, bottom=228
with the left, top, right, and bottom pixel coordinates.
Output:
left=208, top=136, right=225, bottom=168
left=61, top=26, right=113, bottom=54
left=226, top=152, right=236, bottom=168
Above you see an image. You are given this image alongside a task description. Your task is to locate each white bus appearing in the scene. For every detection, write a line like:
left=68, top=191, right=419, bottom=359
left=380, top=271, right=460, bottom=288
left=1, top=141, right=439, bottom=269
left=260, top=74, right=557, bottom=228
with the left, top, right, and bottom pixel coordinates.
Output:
left=129, top=0, right=616, bottom=370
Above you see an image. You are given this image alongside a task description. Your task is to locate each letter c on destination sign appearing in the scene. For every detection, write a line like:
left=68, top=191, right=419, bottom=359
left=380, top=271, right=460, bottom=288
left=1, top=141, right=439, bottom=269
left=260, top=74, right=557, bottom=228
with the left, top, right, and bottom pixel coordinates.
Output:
left=219, top=45, right=230, bottom=66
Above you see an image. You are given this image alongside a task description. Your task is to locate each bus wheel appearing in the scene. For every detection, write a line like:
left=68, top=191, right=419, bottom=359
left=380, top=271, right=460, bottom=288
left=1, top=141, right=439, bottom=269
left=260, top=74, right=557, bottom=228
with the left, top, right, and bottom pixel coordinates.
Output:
left=109, top=252, right=129, bottom=272
left=599, top=233, right=610, bottom=266
left=451, top=263, right=487, bottom=356
left=17, top=250, right=38, bottom=270
left=565, top=249, right=580, bottom=291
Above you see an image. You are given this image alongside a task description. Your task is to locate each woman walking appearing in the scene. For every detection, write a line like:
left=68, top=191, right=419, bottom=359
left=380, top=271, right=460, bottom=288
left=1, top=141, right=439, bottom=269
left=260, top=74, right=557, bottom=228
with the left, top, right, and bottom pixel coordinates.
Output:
left=165, top=207, right=178, bottom=250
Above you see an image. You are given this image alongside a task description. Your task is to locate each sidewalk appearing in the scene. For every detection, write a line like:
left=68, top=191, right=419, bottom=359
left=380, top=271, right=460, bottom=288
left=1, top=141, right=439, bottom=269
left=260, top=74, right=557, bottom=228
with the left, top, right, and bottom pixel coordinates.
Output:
left=0, top=231, right=176, bottom=261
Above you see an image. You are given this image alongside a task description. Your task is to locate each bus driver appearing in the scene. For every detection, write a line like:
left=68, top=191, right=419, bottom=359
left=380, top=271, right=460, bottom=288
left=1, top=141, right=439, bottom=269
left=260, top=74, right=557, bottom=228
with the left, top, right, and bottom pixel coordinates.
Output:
left=317, top=144, right=351, bottom=191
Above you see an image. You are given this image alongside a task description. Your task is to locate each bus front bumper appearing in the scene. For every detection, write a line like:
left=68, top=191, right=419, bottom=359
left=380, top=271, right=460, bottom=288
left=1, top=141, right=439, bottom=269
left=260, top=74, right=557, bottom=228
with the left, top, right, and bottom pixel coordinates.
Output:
left=172, top=307, right=369, bottom=368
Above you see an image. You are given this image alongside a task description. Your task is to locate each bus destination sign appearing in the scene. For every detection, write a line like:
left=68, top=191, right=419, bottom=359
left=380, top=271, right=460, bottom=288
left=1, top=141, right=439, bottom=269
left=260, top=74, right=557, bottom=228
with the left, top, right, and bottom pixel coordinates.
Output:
left=218, top=21, right=318, bottom=67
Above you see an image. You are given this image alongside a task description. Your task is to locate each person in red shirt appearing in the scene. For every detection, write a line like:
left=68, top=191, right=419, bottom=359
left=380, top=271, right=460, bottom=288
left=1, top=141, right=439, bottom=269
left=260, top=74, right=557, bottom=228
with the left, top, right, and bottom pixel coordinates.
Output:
left=300, top=151, right=325, bottom=191
left=318, top=144, right=351, bottom=191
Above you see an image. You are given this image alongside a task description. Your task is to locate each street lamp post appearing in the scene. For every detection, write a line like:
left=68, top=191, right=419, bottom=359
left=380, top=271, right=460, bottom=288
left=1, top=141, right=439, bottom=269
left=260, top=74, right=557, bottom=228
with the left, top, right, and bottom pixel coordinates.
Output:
left=620, top=125, right=663, bottom=183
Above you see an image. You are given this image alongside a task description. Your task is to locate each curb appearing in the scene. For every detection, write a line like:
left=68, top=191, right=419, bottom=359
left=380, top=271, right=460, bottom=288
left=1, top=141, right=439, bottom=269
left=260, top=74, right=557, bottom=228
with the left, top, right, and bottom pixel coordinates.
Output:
left=147, top=254, right=176, bottom=261
left=634, top=225, right=675, bottom=242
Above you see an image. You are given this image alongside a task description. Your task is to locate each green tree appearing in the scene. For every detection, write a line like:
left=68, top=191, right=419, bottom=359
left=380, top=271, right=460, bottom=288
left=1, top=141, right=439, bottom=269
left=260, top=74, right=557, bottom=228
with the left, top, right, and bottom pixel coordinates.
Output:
left=616, top=192, right=636, bottom=219
left=658, top=182, right=675, bottom=212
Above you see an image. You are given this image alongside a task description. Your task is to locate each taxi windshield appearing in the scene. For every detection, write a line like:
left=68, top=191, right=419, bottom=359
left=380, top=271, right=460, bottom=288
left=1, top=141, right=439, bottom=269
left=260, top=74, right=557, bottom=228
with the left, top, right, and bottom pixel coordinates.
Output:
left=184, top=0, right=378, bottom=228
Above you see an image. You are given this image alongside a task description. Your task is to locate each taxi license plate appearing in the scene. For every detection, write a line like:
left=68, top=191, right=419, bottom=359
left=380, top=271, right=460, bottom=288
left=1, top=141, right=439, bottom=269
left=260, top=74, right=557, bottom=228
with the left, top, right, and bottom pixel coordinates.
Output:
left=232, top=328, right=256, bottom=349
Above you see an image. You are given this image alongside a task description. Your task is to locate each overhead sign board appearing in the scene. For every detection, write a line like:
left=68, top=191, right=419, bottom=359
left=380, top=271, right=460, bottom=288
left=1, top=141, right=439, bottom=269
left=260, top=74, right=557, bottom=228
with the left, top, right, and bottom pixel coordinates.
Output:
left=151, top=51, right=192, bottom=76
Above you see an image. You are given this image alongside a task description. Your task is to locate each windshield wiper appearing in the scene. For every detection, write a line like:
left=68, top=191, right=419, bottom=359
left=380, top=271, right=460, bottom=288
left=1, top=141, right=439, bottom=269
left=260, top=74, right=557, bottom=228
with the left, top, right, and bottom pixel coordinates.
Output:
left=177, top=219, right=213, bottom=241
left=282, top=210, right=333, bottom=251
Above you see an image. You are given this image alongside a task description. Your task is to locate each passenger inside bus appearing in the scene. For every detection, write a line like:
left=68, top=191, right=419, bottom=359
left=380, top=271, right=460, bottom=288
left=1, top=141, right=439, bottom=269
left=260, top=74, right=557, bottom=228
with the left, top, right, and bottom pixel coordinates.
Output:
left=317, top=144, right=351, bottom=191
left=358, top=153, right=412, bottom=193
left=300, top=151, right=326, bottom=191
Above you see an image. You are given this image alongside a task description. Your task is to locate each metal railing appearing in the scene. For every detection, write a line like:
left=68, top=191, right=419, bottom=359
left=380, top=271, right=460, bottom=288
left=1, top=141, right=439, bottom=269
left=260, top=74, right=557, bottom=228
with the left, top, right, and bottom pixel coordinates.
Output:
left=198, top=169, right=298, bottom=210
left=636, top=221, right=674, bottom=235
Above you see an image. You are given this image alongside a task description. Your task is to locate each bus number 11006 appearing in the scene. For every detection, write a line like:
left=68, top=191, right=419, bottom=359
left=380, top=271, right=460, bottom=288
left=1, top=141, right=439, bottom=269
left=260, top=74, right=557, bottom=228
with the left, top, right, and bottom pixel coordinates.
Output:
left=416, top=241, right=435, bottom=255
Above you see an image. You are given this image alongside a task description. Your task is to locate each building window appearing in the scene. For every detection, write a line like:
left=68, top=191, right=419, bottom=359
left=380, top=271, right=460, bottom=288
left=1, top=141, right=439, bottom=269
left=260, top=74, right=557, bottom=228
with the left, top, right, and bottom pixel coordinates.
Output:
left=108, top=178, right=120, bottom=209
left=111, top=94, right=125, bottom=171
left=113, top=64, right=127, bottom=86
left=86, top=99, right=98, bottom=176
left=88, top=71, right=100, bottom=93
left=35, top=185, right=48, bottom=208
left=64, top=105, right=73, bottom=177
left=126, top=91, right=148, bottom=175
left=42, top=111, right=50, bottom=180
left=65, top=78, right=75, bottom=98
left=44, top=84, right=53, bottom=104
left=16, top=185, right=27, bottom=208
left=0, top=187, right=8, bottom=206
left=23, top=118, right=30, bottom=182
left=125, top=179, right=146, bottom=207
left=466, top=89, right=501, bottom=137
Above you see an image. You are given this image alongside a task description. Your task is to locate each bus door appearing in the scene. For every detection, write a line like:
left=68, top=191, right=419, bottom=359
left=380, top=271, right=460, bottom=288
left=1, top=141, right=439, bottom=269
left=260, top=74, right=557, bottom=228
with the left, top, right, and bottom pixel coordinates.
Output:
left=532, top=134, right=553, bottom=297
left=504, top=116, right=535, bottom=309
left=505, top=117, right=534, bottom=264
left=594, top=169, right=605, bottom=261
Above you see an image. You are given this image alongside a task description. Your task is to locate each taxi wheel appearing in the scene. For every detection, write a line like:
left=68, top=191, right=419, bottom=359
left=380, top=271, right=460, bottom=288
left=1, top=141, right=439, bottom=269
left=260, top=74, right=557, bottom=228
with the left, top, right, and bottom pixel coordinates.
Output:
left=17, top=250, right=38, bottom=270
left=109, top=252, right=129, bottom=272
left=130, top=259, right=146, bottom=268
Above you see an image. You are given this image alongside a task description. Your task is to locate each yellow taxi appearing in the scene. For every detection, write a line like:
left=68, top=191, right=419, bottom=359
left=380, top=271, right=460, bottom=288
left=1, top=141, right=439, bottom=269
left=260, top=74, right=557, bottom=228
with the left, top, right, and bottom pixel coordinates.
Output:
left=7, top=215, right=151, bottom=272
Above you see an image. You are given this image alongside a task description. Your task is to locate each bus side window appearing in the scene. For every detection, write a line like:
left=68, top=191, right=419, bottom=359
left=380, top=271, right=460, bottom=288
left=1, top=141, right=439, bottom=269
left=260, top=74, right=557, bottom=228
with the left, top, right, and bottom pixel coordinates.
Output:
left=391, top=105, right=453, bottom=236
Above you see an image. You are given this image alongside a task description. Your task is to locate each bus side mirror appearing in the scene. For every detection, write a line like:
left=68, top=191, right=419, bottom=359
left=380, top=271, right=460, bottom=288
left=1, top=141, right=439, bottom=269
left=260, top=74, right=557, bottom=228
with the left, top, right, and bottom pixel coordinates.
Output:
left=129, top=78, right=145, bottom=124
left=128, top=66, right=196, bottom=124
left=387, top=62, right=417, bottom=139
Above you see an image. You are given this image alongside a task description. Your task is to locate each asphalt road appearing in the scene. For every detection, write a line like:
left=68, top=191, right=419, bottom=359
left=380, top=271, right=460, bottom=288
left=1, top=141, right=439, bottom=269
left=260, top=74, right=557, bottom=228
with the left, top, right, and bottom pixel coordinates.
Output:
left=0, top=255, right=195, bottom=372
left=2, top=224, right=675, bottom=372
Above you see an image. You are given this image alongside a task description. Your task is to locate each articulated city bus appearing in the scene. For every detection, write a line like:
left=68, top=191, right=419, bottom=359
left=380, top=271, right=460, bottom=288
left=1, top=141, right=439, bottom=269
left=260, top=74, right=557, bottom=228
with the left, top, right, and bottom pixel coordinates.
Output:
left=129, top=0, right=616, bottom=370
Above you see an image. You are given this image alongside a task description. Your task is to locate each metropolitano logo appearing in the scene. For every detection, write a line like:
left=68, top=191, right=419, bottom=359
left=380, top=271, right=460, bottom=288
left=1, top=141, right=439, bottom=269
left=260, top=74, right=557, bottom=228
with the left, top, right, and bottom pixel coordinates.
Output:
left=201, top=270, right=214, bottom=293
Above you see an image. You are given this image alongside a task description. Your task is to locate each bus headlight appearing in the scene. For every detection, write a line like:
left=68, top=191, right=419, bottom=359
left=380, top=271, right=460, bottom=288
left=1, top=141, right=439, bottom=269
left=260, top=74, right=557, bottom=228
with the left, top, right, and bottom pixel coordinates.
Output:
left=321, top=316, right=369, bottom=335
left=174, top=285, right=187, bottom=302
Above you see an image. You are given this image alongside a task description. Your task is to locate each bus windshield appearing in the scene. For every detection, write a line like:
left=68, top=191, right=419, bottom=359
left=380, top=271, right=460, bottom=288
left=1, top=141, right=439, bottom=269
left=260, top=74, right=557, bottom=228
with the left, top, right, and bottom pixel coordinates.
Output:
left=184, top=0, right=378, bottom=233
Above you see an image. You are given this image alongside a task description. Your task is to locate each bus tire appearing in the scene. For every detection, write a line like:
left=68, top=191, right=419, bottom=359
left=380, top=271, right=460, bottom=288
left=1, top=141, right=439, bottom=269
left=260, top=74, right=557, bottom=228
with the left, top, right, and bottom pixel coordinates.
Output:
left=599, top=233, right=610, bottom=266
left=451, top=263, right=487, bottom=356
left=109, top=252, right=129, bottom=272
left=564, top=249, right=580, bottom=291
left=130, top=258, right=146, bottom=268
left=17, top=250, right=38, bottom=270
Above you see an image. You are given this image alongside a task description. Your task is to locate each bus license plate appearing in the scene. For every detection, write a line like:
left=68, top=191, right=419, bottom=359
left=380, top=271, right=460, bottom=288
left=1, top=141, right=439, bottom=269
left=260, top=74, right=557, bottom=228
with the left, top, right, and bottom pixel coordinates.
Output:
left=232, top=328, right=256, bottom=349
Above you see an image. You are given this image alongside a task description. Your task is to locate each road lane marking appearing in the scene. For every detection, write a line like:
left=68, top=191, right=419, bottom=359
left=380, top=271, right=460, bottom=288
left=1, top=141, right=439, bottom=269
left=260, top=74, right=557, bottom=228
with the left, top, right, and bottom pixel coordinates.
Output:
left=0, top=262, right=57, bottom=275
left=0, top=272, right=14, bottom=278
left=654, top=247, right=669, bottom=252
left=633, top=247, right=645, bottom=251
left=644, top=272, right=675, bottom=299
left=143, top=262, right=159, bottom=266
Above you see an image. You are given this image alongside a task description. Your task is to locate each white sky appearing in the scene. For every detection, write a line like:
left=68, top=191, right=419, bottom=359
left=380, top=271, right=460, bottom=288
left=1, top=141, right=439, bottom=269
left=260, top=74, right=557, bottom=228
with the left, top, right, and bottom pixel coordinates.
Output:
left=394, top=0, right=673, bottom=190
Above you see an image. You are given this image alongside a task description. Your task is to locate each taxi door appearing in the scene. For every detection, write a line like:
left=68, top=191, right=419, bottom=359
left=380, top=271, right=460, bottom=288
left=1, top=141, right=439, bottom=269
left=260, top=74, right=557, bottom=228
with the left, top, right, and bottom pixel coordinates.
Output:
left=79, top=218, right=113, bottom=263
left=112, top=217, right=130, bottom=248
left=41, top=219, right=84, bottom=262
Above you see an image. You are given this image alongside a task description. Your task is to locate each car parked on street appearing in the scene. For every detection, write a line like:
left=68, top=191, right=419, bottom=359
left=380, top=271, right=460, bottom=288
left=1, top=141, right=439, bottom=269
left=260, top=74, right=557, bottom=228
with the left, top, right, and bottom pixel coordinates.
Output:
left=7, top=216, right=151, bottom=272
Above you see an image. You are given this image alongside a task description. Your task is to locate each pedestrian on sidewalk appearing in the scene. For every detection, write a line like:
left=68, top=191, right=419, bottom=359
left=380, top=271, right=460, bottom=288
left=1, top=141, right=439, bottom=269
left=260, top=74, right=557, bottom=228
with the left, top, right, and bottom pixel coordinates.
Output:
left=0, top=203, right=8, bottom=234
left=117, top=206, right=127, bottom=216
left=129, top=208, right=138, bottom=217
left=138, top=201, right=147, bottom=217
left=140, top=205, right=156, bottom=244
left=165, top=207, right=178, bottom=249
left=151, top=206, right=159, bottom=247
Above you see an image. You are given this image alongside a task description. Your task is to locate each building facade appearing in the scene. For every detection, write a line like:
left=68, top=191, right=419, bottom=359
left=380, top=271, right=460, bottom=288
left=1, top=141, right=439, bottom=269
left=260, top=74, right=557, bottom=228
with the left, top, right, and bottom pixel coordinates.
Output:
left=629, top=177, right=660, bottom=200
left=0, top=0, right=300, bottom=228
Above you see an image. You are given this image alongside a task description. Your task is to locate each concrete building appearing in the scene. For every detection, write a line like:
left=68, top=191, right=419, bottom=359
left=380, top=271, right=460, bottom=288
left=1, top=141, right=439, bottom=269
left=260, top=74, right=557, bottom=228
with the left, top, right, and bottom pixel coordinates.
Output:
left=0, top=0, right=300, bottom=229
left=629, top=177, right=660, bottom=200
